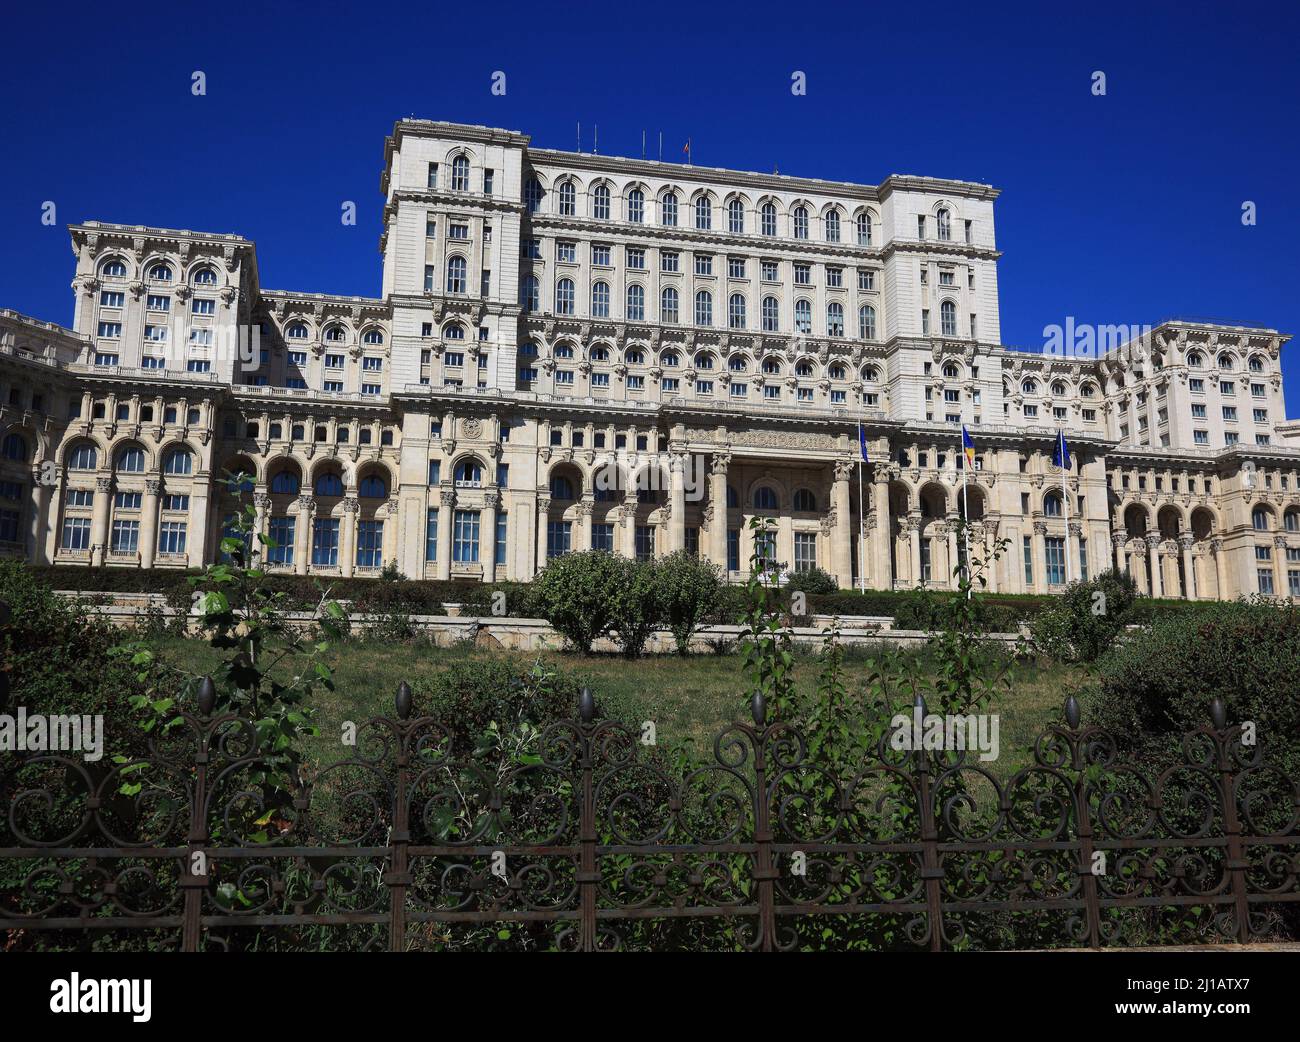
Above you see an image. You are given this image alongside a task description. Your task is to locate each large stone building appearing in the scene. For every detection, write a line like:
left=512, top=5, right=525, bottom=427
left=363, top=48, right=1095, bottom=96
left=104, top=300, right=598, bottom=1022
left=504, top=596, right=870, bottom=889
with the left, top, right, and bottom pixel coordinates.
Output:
left=1, top=117, right=1297, bottom=599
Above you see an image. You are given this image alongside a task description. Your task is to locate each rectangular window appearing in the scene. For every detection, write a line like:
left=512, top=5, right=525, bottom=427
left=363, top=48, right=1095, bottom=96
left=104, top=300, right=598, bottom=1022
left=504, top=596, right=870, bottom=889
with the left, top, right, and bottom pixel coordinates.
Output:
left=99, top=291, right=124, bottom=307
left=425, top=508, right=438, bottom=561
left=592, top=523, right=615, bottom=552
left=453, top=510, right=480, bottom=563
left=356, top=520, right=384, bottom=568
left=61, top=516, right=91, bottom=550
left=495, top=513, right=508, bottom=566
left=110, top=519, right=139, bottom=554
left=592, top=244, right=611, bottom=266
left=794, top=532, right=817, bottom=572
left=685, top=526, right=700, bottom=557
left=547, top=520, right=572, bottom=559
left=1290, top=570, right=1300, bottom=598
left=1258, top=569, right=1275, bottom=595
left=266, top=517, right=294, bottom=564
left=1045, top=536, right=1066, bottom=585
left=191, top=298, right=215, bottom=315
left=920, top=538, right=932, bottom=582
left=635, top=525, right=655, bottom=561
left=1079, top=539, right=1088, bottom=580
left=1023, top=535, right=1033, bottom=585
left=727, top=529, right=740, bottom=572
left=626, top=247, right=645, bottom=269
left=0, top=507, right=20, bottom=543
left=157, top=521, right=188, bottom=555
left=312, top=518, right=340, bottom=566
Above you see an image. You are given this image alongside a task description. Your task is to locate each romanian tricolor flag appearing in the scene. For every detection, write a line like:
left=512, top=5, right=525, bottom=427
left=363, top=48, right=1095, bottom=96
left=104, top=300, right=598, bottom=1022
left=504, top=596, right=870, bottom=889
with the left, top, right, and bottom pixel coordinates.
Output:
left=961, top=425, right=976, bottom=471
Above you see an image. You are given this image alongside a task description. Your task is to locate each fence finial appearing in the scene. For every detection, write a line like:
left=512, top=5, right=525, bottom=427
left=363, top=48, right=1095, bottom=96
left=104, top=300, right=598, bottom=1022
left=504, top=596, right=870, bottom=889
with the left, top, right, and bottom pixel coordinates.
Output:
left=579, top=687, right=594, bottom=723
left=1064, top=694, right=1080, bottom=729
left=751, top=691, right=766, bottom=727
left=1210, top=696, right=1227, bottom=731
left=396, top=681, right=412, bottom=720
left=913, top=691, right=927, bottom=718
left=196, top=676, right=216, bottom=717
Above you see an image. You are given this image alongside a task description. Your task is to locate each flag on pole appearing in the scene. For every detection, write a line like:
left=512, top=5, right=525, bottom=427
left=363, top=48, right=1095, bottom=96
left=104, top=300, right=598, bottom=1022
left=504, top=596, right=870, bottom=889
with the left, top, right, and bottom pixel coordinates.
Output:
left=683, top=138, right=691, bottom=164
left=1052, top=430, right=1071, bottom=471
left=961, top=425, right=976, bottom=471
left=859, top=424, right=870, bottom=463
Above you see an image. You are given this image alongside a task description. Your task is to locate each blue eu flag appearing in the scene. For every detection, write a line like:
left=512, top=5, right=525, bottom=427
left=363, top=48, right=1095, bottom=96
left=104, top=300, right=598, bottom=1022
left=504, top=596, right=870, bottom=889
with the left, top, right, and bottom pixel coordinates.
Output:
left=1052, top=430, right=1071, bottom=470
left=859, top=425, right=870, bottom=463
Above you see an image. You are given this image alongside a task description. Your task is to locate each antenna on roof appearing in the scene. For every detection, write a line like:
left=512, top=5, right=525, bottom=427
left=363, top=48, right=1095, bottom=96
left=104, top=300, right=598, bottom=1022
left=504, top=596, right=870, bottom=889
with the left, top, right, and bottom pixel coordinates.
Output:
left=593, top=125, right=598, bottom=155
left=641, top=130, right=646, bottom=159
left=577, top=121, right=581, bottom=152
left=658, top=131, right=663, bottom=162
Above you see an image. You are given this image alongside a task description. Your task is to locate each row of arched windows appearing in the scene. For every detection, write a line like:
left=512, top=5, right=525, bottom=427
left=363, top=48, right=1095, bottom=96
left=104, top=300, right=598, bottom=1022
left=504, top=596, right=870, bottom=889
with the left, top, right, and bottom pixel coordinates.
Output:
left=98, top=258, right=220, bottom=285
left=529, top=176, right=878, bottom=245
left=65, top=443, right=193, bottom=474
left=284, top=322, right=386, bottom=344
left=1183, top=351, right=1268, bottom=374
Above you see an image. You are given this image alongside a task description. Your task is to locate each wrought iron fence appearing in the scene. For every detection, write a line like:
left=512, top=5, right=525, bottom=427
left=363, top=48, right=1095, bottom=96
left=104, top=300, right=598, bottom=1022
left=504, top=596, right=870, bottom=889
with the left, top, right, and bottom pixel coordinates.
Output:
left=2, top=682, right=1298, bottom=952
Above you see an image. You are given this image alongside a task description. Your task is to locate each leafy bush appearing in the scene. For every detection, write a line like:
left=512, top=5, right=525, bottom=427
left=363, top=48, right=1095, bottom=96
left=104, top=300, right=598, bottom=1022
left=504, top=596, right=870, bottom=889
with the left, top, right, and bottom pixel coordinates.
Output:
left=608, top=558, right=664, bottom=659
left=657, top=551, right=723, bottom=655
left=1087, top=598, right=1300, bottom=776
left=533, top=551, right=626, bottom=653
left=786, top=567, right=839, bottom=596
left=1030, top=569, right=1138, bottom=662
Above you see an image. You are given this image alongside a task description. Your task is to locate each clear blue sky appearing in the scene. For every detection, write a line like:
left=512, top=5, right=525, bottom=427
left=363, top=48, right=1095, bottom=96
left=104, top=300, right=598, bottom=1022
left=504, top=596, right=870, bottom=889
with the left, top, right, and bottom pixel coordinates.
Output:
left=3, top=1, right=1298, bottom=405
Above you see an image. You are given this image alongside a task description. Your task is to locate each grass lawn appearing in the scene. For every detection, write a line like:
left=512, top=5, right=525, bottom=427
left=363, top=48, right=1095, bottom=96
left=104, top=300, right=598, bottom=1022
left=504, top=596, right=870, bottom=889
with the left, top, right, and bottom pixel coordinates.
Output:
left=143, top=635, right=1090, bottom=781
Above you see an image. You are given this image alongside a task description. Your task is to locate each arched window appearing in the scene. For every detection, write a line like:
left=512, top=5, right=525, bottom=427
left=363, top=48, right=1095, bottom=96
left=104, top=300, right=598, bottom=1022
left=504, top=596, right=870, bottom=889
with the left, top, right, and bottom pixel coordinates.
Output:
left=795, top=360, right=815, bottom=378
left=450, top=155, right=470, bottom=191
left=825, top=210, right=840, bottom=242
left=192, top=267, right=217, bottom=286
left=555, top=278, right=575, bottom=315
left=591, top=280, right=610, bottom=318
left=1218, top=353, right=1235, bottom=371
left=324, top=325, right=346, bottom=342
left=2, top=432, right=27, bottom=461
left=287, top=322, right=308, bottom=339
left=625, top=349, right=644, bottom=365
left=793, top=206, right=808, bottom=239
left=1022, top=378, right=1038, bottom=394
left=660, top=287, right=679, bottom=324
left=857, top=212, right=872, bottom=246
left=359, top=474, right=388, bottom=498
left=761, top=202, right=777, bottom=236
left=728, top=198, right=745, bottom=233
left=1252, top=507, right=1270, bottom=531
left=549, top=475, right=575, bottom=500
left=315, top=472, right=343, bottom=497
left=100, top=258, right=127, bottom=277
left=794, top=299, right=812, bottom=334
left=793, top=489, right=816, bottom=511
left=590, top=346, right=609, bottom=362
left=592, top=183, right=611, bottom=220
left=660, top=351, right=680, bottom=367
left=443, top=323, right=465, bottom=340
left=362, top=328, right=384, bottom=345
left=522, top=275, right=540, bottom=312
left=1186, top=351, right=1203, bottom=367
left=940, top=300, right=957, bottom=336
left=445, top=256, right=467, bottom=294
left=763, top=357, right=782, bottom=375
left=829, top=364, right=846, bottom=380
left=69, top=442, right=98, bottom=470
left=753, top=487, right=779, bottom=511
left=694, top=290, right=713, bottom=327
left=762, top=296, right=779, bottom=331
left=726, top=485, right=739, bottom=508
left=1051, top=380, right=1067, bottom=397
left=1249, top=356, right=1265, bottom=373
left=660, top=192, right=678, bottom=226
left=862, top=365, right=879, bottom=382
left=1044, top=492, right=1063, bottom=517
left=627, top=188, right=645, bottom=223
left=826, top=302, right=844, bottom=337
left=558, top=180, right=576, bottom=216
left=163, top=448, right=192, bottom=475
left=270, top=471, right=299, bottom=495
left=626, top=284, right=645, bottom=321
left=859, top=304, right=877, bottom=341
left=117, top=446, right=145, bottom=473
left=943, top=362, right=960, bottom=380
left=729, top=293, right=747, bottom=329
left=936, top=207, right=952, bottom=241
left=148, top=263, right=173, bottom=281
left=728, top=355, right=748, bottom=372
left=1286, top=511, right=1300, bottom=533
left=525, top=177, right=544, bottom=213
left=694, top=352, right=715, bottom=371
left=455, top=460, right=483, bottom=487
left=695, top=196, right=711, bottom=230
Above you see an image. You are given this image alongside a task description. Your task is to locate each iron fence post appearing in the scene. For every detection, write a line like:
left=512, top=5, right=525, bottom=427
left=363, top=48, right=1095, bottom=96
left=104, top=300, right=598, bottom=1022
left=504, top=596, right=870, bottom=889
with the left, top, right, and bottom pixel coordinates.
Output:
left=388, top=682, right=412, bottom=952
left=1065, top=696, right=1103, bottom=948
left=1210, top=698, right=1251, bottom=944
left=749, top=692, right=777, bottom=952
left=578, top=687, right=597, bottom=952
left=181, top=676, right=216, bottom=953
left=912, top=695, right=945, bottom=952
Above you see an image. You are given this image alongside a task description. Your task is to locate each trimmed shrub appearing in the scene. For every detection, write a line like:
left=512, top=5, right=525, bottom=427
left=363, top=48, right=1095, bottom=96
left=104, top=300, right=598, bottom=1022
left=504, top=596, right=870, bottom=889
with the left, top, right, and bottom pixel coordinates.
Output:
left=786, top=567, right=839, bottom=596
left=608, top=558, right=664, bottom=659
left=533, top=551, right=626, bottom=653
left=658, top=551, right=724, bottom=655
left=1030, top=569, right=1138, bottom=662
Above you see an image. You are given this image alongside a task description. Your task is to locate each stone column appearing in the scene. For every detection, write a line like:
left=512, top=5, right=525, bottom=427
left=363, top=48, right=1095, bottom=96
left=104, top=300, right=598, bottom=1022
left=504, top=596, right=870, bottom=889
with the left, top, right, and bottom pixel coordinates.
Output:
left=1211, top=538, right=1227, bottom=599
left=945, top=518, right=960, bottom=589
left=1180, top=534, right=1196, bottom=600
left=872, top=464, right=891, bottom=590
left=619, top=495, right=637, bottom=559
left=831, top=459, right=852, bottom=589
left=481, top=489, right=499, bottom=582
left=140, top=479, right=162, bottom=569
left=340, top=497, right=359, bottom=577
left=188, top=476, right=212, bottom=569
left=577, top=496, right=593, bottom=553
left=437, top=488, right=455, bottom=579
left=90, top=476, right=112, bottom=566
left=983, top=518, right=999, bottom=592
left=250, top=491, right=269, bottom=567
left=709, top=452, right=730, bottom=572
left=668, top=451, right=686, bottom=554
left=1146, top=534, right=1162, bottom=597
left=1274, top=535, right=1287, bottom=598
left=1030, top=521, right=1047, bottom=593
left=535, top=494, right=551, bottom=573
left=1067, top=521, right=1082, bottom=585
left=29, top=466, right=52, bottom=566
left=294, top=495, right=313, bottom=575
left=907, top=514, right=922, bottom=586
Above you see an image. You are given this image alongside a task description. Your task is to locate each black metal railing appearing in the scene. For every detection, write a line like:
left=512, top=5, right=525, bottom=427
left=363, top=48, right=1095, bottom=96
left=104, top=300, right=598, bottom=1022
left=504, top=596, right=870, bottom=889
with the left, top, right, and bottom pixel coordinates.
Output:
left=2, top=683, right=1297, bottom=951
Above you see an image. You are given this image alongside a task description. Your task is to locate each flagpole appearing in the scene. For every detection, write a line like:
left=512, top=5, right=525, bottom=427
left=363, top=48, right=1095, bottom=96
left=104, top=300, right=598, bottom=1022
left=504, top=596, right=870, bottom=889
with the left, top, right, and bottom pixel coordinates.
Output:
left=962, top=455, right=971, bottom=599
left=1060, top=430, right=1073, bottom=585
left=858, top=419, right=866, bottom=594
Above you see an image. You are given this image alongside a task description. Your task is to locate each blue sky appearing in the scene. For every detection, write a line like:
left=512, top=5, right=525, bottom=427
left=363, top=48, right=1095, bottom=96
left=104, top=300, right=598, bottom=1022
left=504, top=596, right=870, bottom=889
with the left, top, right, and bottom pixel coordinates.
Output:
left=3, top=1, right=1298, bottom=404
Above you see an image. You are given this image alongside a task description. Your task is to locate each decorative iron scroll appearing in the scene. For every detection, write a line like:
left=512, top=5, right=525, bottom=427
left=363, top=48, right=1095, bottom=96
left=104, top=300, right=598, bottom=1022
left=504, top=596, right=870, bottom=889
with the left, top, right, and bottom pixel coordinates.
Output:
left=2, top=685, right=1297, bottom=951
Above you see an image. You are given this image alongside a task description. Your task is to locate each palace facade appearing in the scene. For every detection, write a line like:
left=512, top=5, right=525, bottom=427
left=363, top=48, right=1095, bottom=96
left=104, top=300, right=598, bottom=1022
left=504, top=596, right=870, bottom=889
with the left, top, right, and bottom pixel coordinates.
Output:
left=1, top=118, right=1297, bottom=599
